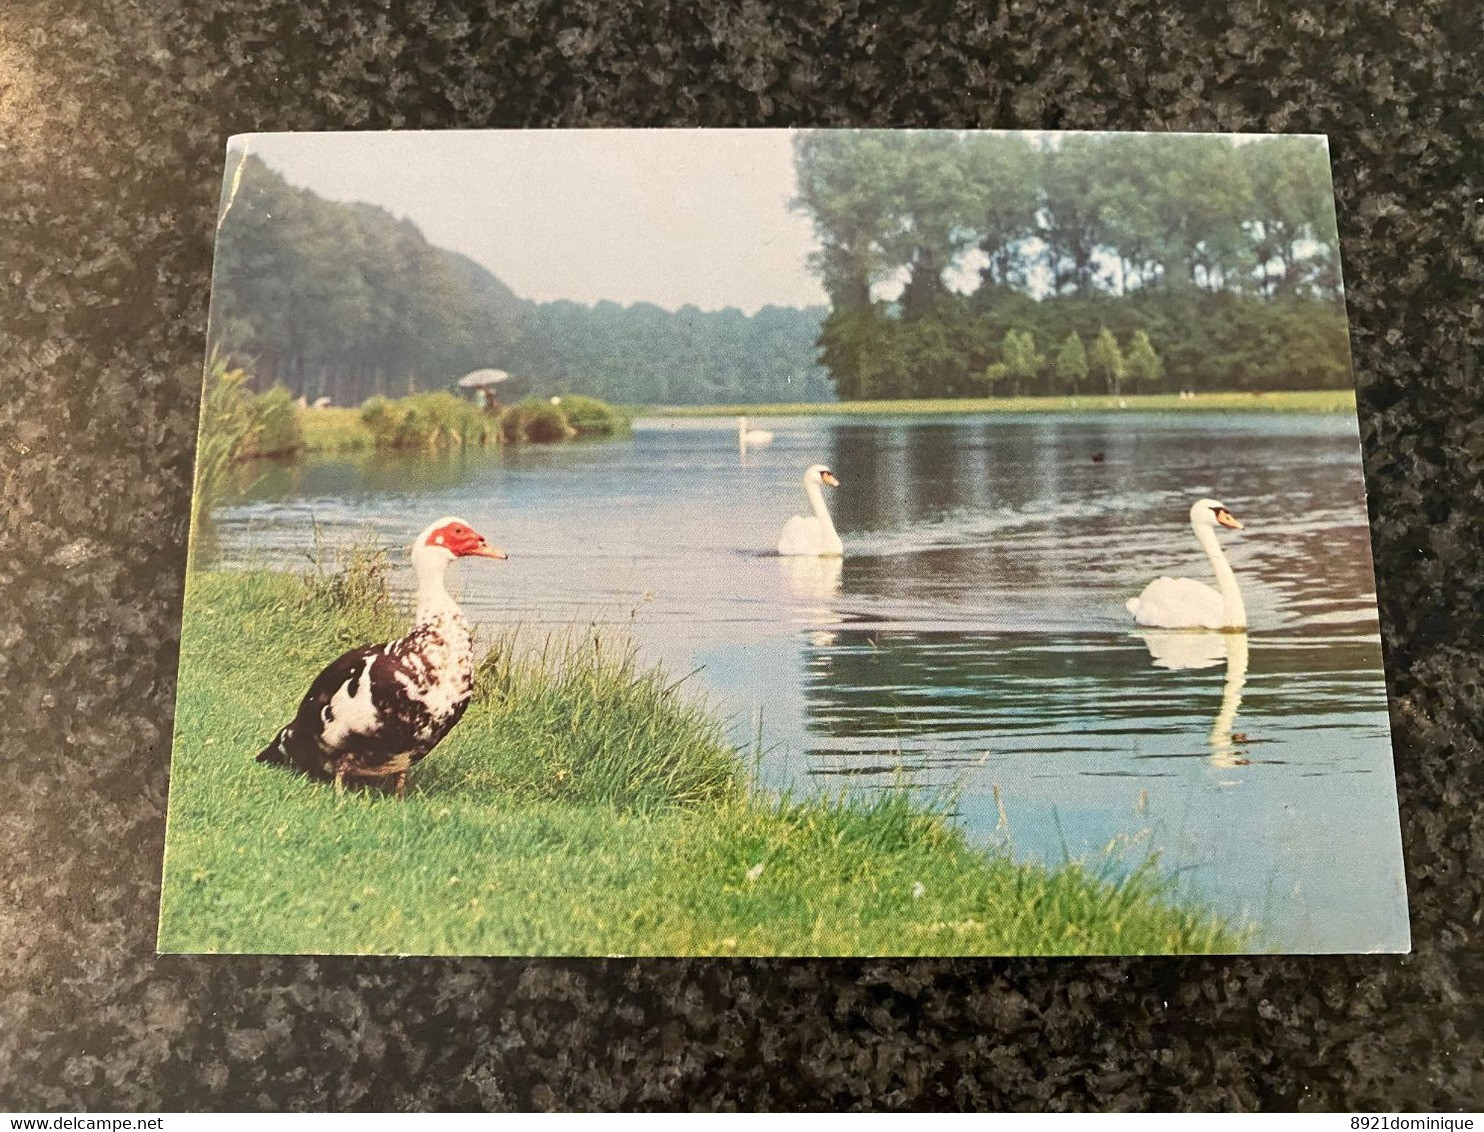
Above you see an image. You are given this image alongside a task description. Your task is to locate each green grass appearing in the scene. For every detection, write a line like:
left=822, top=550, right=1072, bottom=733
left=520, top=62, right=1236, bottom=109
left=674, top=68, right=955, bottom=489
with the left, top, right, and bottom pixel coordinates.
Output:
left=159, top=565, right=1252, bottom=956
left=556, top=394, right=632, bottom=438
left=281, top=399, right=501, bottom=455
left=295, top=394, right=630, bottom=454
left=296, top=407, right=377, bottom=453
left=652, top=389, right=1355, bottom=417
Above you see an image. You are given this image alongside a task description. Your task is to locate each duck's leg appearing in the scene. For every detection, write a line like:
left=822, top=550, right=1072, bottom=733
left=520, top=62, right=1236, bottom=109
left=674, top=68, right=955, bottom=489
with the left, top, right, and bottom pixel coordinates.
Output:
left=392, top=772, right=408, bottom=800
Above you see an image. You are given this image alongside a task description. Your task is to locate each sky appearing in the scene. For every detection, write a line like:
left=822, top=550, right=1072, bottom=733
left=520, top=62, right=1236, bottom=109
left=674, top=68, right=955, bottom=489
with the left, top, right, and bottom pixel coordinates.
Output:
left=233, top=129, right=830, bottom=315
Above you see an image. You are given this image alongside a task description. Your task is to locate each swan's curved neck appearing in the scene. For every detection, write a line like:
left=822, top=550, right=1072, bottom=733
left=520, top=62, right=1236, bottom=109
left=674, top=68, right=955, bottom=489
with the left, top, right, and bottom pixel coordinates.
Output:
left=1194, top=522, right=1246, bottom=628
left=805, top=478, right=839, bottom=545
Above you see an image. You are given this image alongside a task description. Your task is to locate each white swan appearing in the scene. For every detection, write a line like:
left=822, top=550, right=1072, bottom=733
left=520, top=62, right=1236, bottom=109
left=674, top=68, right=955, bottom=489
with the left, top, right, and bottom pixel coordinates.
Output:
left=738, top=416, right=774, bottom=447
left=1127, top=498, right=1247, bottom=630
left=778, top=464, right=843, bottom=557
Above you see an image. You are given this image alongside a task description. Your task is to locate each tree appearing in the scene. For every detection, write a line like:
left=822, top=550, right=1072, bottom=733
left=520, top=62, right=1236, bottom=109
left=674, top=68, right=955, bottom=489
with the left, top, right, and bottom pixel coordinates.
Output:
left=1124, top=330, right=1164, bottom=391
left=792, top=130, right=906, bottom=309
left=1098, top=134, right=1167, bottom=294
left=218, top=133, right=1359, bottom=408
left=999, top=329, right=1043, bottom=396
left=981, top=361, right=1011, bottom=395
left=211, top=155, right=834, bottom=406
left=1040, top=136, right=1114, bottom=296
left=1173, top=137, right=1256, bottom=293
left=1242, top=135, right=1338, bottom=297
left=880, top=132, right=980, bottom=315
left=962, top=133, right=1041, bottom=292
left=1054, top=332, right=1089, bottom=394
left=1089, top=327, right=1126, bottom=394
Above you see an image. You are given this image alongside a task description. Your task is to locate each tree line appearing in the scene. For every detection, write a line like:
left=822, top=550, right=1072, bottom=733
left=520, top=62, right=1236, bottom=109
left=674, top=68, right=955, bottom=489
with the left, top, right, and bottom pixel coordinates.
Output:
left=792, top=130, right=1353, bottom=398
left=209, top=154, right=832, bottom=405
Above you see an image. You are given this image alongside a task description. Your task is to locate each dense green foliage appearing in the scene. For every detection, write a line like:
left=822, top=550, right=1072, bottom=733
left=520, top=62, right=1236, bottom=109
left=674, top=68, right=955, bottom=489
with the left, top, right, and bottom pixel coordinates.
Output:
left=1054, top=332, right=1089, bottom=393
left=793, top=131, right=1352, bottom=398
left=159, top=564, right=1249, bottom=956
left=211, top=154, right=831, bottom=405
left=189, top=358, right=256, bottom=560
left=500, top=398, right=573, bottom=444
left=359, top=391, right=496, bottom=450
left=1089, top=327, right=1125, bottom=395
left=531, top=299, right=831, bottom=405
left=985, top=329, right=1043, bottom=395
left=242, top=384, right=305, bottom=457
left=482, top=395, right=627, bottom=444
left=1126, top=330, right=1163, bottom=391
left=206, top=136, right=1348, bottom=412
left=554, top=394, right=628, bottom=438
left=189, top=358, right=306, bottom=561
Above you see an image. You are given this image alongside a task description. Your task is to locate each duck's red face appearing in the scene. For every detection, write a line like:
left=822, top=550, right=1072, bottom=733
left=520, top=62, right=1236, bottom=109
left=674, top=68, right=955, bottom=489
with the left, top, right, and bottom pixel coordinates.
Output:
left=427, top=521, right=507, bottom=560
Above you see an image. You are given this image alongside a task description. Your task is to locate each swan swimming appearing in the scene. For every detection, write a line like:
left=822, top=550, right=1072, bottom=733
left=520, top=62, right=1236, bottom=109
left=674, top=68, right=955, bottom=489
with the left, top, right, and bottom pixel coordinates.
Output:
left=738, top=416, right=774, bottom=447
left=1127, top=498, right=1247, bottom=630
left=778, top=464, right=843, bottom=557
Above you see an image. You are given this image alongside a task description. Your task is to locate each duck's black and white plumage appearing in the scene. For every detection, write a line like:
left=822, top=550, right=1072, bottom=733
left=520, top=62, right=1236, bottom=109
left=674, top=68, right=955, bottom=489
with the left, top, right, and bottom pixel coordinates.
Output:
left=256, top=516, right=506, bottom=796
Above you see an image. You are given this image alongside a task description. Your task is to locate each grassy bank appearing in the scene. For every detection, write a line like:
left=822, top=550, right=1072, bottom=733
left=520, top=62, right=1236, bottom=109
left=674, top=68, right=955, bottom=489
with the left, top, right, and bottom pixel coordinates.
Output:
left=296, top=406, right=377, bottom=452
left=295, top=393, right=630, bottom=455
left=159, top=564, right=1250, bottom=956
left=653, top=389, right=1354, bottom=418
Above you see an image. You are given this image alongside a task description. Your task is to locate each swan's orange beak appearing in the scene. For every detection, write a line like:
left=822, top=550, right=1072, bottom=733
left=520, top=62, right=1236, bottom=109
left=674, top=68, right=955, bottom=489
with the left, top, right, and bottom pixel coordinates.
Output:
left=821, top=471, right=840, bottom=488
left=465, top=539, right=508, bottom=560
left=1215, top=508, right=1243, bottom=530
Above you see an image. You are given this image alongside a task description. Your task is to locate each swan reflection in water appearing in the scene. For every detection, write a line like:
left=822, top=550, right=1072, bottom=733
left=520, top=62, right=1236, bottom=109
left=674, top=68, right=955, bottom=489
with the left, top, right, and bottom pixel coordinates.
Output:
left=779, top=555, right=844, bottom=646
left=1138, top=630, right=1251, bottom=768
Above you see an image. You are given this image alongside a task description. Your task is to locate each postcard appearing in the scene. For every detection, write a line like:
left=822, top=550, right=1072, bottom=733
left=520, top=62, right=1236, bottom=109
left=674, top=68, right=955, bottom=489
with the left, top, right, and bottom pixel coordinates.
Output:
left=158, top=128, right=1408, bottom=955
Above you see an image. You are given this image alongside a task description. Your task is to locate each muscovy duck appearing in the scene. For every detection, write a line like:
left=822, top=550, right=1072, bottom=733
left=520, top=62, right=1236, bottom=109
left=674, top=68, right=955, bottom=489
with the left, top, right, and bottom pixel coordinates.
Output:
left=256, top=516, right=506, bottom=796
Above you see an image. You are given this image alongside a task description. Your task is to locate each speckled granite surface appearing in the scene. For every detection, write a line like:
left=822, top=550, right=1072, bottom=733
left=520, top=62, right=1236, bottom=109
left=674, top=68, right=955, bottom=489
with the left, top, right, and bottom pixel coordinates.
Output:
left=1, top=0, right=1479, bottom=1111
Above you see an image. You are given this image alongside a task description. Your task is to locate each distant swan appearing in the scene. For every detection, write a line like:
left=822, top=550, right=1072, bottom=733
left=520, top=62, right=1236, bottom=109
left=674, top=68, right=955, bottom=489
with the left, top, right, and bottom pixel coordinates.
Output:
left=1127, top=498, right=1247, bottom=629
left=778, top=464, right=843, bottom=557
left=738, top=416, right=774, bottom=447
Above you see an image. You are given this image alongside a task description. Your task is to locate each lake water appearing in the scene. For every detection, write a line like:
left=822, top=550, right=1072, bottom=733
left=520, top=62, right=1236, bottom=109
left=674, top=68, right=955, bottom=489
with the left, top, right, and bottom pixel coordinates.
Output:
left=216, top=412, right=1410, bottom=952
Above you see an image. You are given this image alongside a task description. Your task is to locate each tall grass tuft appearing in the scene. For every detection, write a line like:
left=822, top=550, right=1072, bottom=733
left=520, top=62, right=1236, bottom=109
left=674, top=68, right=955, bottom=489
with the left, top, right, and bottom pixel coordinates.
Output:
left=190, top=365, right=311, bottom=563
left=243, top=384, right=305, bottom=458
left=556, top=394, right=631, bottom=438
left=500, top=398, right=575, bottom=444
left=189, top=356, right=259, bottom=564
left=421, top=628, right=743, bottom=808
left=228, top=543, right=737, bottom=809
left=301, top=539, right=401, bottom=647
left=361, top=392, right=494, bottom=450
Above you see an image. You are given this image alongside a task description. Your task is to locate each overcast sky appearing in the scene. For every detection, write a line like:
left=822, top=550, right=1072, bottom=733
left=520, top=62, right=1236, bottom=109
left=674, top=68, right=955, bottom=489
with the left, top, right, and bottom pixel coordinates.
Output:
left=232, top=129, right=829, bottom=314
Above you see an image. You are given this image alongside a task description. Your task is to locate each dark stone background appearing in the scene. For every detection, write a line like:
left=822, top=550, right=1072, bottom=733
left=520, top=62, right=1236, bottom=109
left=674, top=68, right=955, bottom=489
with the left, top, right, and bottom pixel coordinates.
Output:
left=1, top=0, right=1479, bottom=1111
